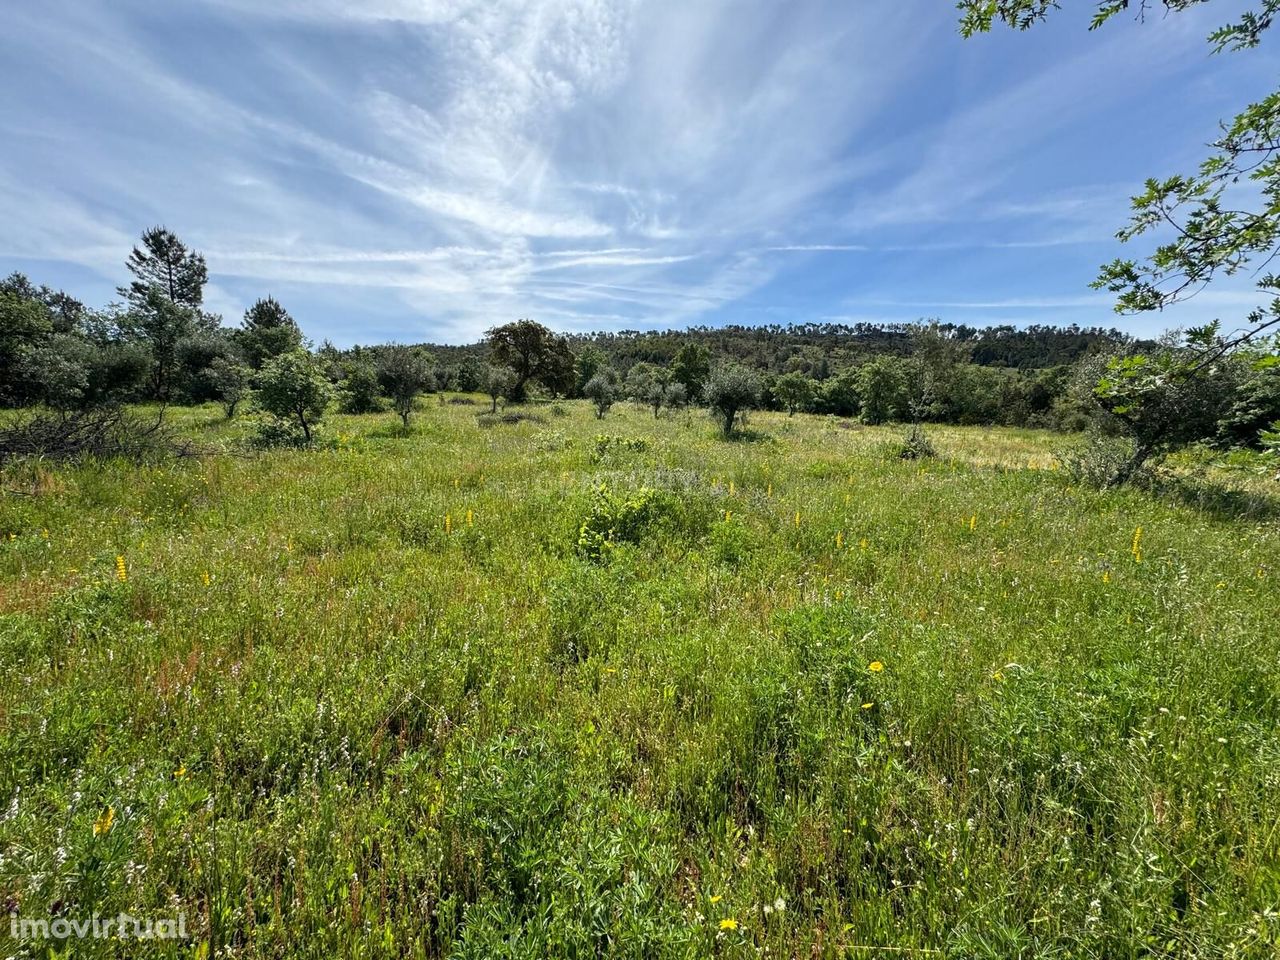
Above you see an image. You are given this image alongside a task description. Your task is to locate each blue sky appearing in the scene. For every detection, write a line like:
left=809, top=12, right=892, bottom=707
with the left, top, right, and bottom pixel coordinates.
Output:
left=1, top=1, right=1274, bottom=346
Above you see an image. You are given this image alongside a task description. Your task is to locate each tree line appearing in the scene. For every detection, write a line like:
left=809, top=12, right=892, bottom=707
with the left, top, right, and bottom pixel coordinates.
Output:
left=3, top=226, right=1279, bottom=477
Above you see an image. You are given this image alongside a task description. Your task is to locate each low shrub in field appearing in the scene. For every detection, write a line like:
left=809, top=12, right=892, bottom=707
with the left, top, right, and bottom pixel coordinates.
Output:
left=897, top=423, right=936, bottom=460
left=576, top=484, right=679, bottom=561
left=248, top=414, right=311, bottom=449
left=532, top=429, right=574, bottom=452
left=1056, top=434, right=1146, bottom=488
left=590, top=433, right=650, bottom=463
left=476, top=411, right=547, bottom=427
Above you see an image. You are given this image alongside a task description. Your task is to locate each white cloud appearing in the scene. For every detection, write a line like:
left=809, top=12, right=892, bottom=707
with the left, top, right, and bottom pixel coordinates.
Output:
left=0, top=0, right=1263, bottom=343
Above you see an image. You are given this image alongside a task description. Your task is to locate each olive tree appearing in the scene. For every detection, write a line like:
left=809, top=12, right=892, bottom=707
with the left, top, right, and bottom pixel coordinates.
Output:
left=378, top=346, right=434, bottom=430
left=705, top=364, right=762, bottom=437
left=584, top=372, right=619, bottom=419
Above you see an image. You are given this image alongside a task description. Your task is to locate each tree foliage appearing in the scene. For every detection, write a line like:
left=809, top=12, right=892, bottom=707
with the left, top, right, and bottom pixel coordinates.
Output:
left=705, top=364, right=763, bottom=436
left=119, top=226, right=208, bottom=309
left=484, top=320, right=573, bottom=400
left=254, top=349, right=331, bottom=445
left=237, top=296, right=303, bottom=369
left=378, top=346, right=435, bottom=429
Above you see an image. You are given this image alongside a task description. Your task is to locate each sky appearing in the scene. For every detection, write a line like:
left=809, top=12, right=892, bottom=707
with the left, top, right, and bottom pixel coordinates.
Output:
left=1, top=0, right=1275, bottom=347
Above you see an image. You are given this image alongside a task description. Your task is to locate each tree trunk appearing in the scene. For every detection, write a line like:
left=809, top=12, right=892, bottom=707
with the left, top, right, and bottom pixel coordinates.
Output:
left=1110, top=443, right=1153, bottom=487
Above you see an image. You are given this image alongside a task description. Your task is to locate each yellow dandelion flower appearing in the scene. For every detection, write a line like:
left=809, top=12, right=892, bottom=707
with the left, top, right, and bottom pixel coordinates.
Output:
left=93, top=805, right=115, bottom=837
left=708, top=895, right=722, bottom=904
left=992, top=671, right=1005, bottom=682
left=868, top=661, right=884, bottom=673
left=174, top=764, right=187, bottom=780
left=861, top=702, right=874, bottom=710
left=719, top=918, right=737, bottom=931
left=114, top=555, right=127, bottom=583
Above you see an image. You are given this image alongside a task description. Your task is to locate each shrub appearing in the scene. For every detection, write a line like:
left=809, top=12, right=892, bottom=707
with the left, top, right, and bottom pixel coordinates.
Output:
left=897, top=423, right=936, bottom=460
left=1055, top=435, right=1148, bottom=488
left=590, top=434, right=649, bottom=463
left=576, top=485, right=672, bottom=561
left=338, top=361, right=382, bottom=414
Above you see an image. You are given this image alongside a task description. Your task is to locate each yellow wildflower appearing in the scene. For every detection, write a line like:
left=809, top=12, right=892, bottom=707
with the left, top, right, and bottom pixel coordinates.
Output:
left=836, top=531, right=844, bottom=550
left=93, top=805, right=115, bottom=837
left=466, top=509, right=474, bottom=527
left=719, top=918, right=737, bottom=931
left=861, top=702, right=874, bottom=710
left=708, top=895, right=722, bottom=904
left=868, top=661, right=884, bottom=673
left=174, top=764, right=187, bottom=780
left=115, top=555, right=127, bottom=583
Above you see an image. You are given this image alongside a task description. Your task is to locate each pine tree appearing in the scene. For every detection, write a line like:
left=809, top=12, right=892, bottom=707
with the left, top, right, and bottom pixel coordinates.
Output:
left=119, top=227, right=207, bottom=309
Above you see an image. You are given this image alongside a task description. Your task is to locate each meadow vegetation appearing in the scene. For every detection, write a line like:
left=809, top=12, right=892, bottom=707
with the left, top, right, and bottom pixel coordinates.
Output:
left=2, top=399, right=1277, bottom=957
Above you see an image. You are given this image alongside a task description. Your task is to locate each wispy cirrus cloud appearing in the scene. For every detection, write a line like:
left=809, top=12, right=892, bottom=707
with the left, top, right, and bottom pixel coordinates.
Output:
left=0, top=0, right=1263, bottom=343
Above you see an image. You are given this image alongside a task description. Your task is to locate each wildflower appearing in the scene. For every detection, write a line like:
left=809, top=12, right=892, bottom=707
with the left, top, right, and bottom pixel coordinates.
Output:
left=466, top=509, right=474, bottom=527
left=836, top=531, right=844, bottom=550
left=969, top=515, right=976, bottom=532
left=766, top=483, right=773, bottom=497
left=115, top=555, right=128, bottom=583
left=708, top=895, right=722, bottom=904
left=992, top=671, right=1004, bottom=682
left=794, top=511, right=801, bottom=528
left=724, top=510, right=732, bottom=522
left=861, top=702, right=874, bottom=710
left=174, top=764, right=187, bottom=780
left=868, top=661, right=884, bottom=673
left=1102, top=570, right=1111, bottom=584
left=719, top=918, right=738, bottom=931
left=1131, top=526, right=1143, bottom=563
left=728, top=480, right=734, bottom=495
left=445, top=514, right=452, bottom=535
left=201, top=571, right=211, bottom=588
left=773, top=898, right=785, bottom=913
left=859, top=537, right=868, bottom=550
left=93, top=805, right=115, bottom=836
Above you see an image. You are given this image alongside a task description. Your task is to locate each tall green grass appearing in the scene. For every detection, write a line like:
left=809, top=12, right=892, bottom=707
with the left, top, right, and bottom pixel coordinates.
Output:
left=1, top=401, right=1277, bottom=957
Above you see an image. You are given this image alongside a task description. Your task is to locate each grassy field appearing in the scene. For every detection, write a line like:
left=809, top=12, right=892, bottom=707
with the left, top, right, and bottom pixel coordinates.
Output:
left=1, top=399, right=1278, bottom=958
